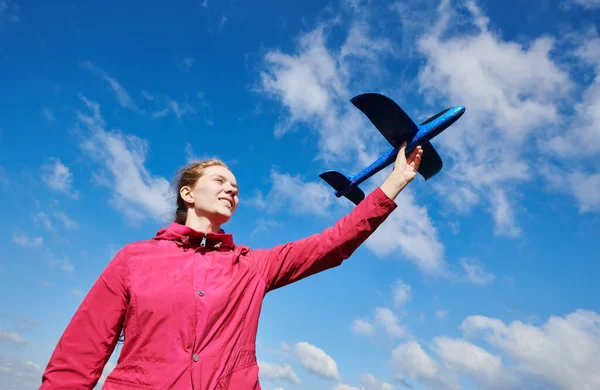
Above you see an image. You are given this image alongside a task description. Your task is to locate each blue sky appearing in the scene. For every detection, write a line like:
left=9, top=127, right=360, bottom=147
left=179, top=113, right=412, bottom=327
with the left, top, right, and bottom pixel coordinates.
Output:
left=1, top=0, right=599, bottom=389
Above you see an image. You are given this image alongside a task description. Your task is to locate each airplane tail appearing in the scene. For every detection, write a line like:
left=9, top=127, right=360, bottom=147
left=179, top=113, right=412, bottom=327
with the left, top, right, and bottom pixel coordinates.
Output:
left=319, top=170, right=365, bottom=205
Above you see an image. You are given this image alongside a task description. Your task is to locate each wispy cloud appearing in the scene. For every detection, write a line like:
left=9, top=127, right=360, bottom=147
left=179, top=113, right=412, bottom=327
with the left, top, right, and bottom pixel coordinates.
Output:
left=11, top=232, right=43, bottom=248
left=0, top=357, right=42, bottom=390
left=75, top=95, right=172, bottom=225
left=567, top=0, right=600, bottom=9
left=49, top=255, right=74, bottom=274
left=52, top=211, right=79, bottom=230
left=0, top=329, right=27, bottom=345
left=42, top=107, right=55, bottom=122
left=249, top=169, right=334, bottom=217
left=32, top=212, right=53, bottom=232
left=458, top=258, right=496, bottom=286
left=82, top=61, right=143, bottom=114
left=351, top=281, right=410, bottom=341
left=41, top=158, right=79, bottom=198
left=143, top=90, right=203, bottom=123
left=176, top=56, right=195, bottom=72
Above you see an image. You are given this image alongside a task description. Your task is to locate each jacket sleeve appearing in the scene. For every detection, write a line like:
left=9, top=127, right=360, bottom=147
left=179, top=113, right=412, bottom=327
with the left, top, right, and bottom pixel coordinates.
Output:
left=40, top=246, right=130, bottom=389
left=253, top=187, right=397, bottom=292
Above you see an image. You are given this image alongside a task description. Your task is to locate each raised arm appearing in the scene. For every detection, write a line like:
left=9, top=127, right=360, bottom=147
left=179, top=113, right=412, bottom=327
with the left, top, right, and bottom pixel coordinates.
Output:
left=40, top=246, right=130, bottom=389
left=254, top=142, right=423, bottom=292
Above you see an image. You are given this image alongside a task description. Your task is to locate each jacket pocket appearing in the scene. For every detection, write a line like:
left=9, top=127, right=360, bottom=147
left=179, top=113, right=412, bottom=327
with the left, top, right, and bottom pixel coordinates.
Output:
left=216, top=362, right=260, bottom=390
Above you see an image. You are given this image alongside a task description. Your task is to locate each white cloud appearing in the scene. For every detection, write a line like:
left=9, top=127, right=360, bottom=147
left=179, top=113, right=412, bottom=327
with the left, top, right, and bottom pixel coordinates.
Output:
left=411, top=0, right=575, bottom=235
left=461, top=309, right=600, bottom=390
left=366, top=188, right=446, bottom=275
left=490, top=189, right=521, bottom=237
left=83, top=61, right=142, bottom=114
left=258, top=18, right=393, bottom=168
left=42, top=107, right=55, bottom=122
left=258, top=361, right=301, bottom=385
left=181, top=56, right=194, bottom=71
left=392, top=280, right=411, bottom=307
left=539, top=30, right=600, bottom=212
left=41, top=158, right=79, bottom=198
left=359, top=373, right=397, bottom=390
left=70, top=289, right=84, bottom=297
left=250, top=170, right=334, bottom=217
left=540, top=162, right=600, bottom=214
left=568, top=0, right=600, bottom=9
left=375, top=307, right=406, bottom=339
left=295, top=341, right=341, bottom=381
left=32, top=212, right=54, bottom=232
left=75, top=96, right=172, bottom=225
left=11, top=232, right=43, bottom=248
left=351, top=319, right=374, bottom=336
left=459, top=258, right=495, bottom=286
left=0, top=357, right=42, bottom=390
left=434, top=337, right=503, bottom=388
left=333, top=384, right=361, bottom=390
left=391, top=341, right=442, bottom=385
left=436, top=310, right=448, bottom=319
left=143, top=90, right=200, bottom=122
left=0, top=329, right=27, bottom=345
left=334, top=374, right=397, bottom=390
left=49, top=255, right=74, bottom=274
left=52, top=211, right=80, bottom=230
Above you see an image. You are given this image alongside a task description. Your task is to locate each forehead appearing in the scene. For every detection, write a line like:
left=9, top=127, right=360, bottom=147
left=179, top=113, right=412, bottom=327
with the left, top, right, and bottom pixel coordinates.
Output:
left=202, top=165, right=237, bottom=183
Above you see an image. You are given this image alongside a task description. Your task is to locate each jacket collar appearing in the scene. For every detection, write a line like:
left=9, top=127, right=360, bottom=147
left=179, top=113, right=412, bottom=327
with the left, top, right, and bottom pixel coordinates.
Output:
left=153, top=222, right=235, bottom=250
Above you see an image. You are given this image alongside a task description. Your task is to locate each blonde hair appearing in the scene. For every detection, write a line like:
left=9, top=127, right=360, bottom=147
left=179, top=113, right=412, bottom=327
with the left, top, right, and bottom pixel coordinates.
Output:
left=172, top=159, right=229, bottom=224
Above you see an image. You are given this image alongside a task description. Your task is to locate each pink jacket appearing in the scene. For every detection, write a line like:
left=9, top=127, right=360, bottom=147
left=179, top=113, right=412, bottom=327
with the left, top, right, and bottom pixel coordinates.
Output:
left=40, top=188, right=397, bottom=389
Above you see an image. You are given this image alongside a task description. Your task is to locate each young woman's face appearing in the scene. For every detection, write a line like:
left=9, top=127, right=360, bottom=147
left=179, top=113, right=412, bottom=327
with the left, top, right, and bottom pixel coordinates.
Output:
left=188, top=165, right=239, bottom=224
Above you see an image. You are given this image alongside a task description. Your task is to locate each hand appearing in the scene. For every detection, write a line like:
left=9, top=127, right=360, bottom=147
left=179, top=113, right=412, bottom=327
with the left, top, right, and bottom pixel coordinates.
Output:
left=379, top=142, right=423, bottom=200
left=393, top=141, right=423, bottom=184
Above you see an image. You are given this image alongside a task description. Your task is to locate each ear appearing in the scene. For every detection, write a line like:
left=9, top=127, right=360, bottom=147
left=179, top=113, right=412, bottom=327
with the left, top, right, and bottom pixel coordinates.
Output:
left=179, top=186, right=194, bottom=205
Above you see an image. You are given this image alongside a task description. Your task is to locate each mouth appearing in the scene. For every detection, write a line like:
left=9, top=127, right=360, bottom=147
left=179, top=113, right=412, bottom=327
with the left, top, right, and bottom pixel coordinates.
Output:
left=218, top=198, right=234, bottom=209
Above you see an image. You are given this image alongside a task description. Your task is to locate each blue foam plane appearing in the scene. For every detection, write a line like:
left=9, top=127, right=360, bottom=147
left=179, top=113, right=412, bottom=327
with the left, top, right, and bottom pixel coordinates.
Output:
left=320, top=93, right=465, bottom=205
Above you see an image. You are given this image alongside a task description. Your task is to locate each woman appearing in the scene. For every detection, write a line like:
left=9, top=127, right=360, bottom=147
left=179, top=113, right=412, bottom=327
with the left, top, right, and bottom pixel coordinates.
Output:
left=40, top=142, right=423, bottom=390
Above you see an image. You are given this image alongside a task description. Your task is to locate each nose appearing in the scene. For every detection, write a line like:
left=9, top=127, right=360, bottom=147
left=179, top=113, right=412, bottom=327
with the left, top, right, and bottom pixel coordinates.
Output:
left=225, top=184, right=237, bottom=195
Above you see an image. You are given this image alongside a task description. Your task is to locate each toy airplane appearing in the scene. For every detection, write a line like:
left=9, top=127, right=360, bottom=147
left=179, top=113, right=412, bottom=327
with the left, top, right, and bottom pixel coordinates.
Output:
left=320, top=93, right=465, bottom=205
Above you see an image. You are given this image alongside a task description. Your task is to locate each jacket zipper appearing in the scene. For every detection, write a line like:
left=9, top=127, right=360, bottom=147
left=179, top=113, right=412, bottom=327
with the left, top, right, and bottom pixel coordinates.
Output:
left=200, top=233, right=207, bottom=247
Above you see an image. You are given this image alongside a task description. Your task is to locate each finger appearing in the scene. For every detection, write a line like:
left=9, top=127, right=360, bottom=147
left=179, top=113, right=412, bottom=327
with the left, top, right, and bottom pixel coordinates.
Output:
left=412, top=153, right=422, bottom=170
left=407, top=145, right=421, bottom=163
left=396, top=142, right=408, bottom=164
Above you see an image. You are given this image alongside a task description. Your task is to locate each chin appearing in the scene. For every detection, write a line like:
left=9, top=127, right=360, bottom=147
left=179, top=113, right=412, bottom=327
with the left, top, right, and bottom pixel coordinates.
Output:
left=214, top=210, right=234, bottom=224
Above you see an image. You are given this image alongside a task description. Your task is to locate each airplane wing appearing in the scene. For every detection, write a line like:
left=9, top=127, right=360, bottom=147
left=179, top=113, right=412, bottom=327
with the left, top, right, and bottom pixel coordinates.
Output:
left=350, top=93, right=419, bottom=148
left=418, top=141, right=443, bottom=180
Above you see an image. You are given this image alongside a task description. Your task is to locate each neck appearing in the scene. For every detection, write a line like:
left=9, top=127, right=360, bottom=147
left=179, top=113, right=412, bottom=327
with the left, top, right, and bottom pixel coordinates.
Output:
left=184, top=214, right=221, bottom=233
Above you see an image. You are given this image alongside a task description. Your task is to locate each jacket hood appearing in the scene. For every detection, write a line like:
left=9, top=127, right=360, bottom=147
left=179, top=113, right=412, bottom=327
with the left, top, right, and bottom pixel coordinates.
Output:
left=153, top=223, right=235, bottom=250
